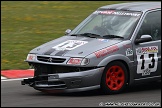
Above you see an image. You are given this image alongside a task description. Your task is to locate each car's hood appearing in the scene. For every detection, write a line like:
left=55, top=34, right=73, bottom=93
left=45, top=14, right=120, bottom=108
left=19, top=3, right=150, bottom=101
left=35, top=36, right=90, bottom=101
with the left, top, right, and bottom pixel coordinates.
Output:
left=30, top=36, right=123, bottom=57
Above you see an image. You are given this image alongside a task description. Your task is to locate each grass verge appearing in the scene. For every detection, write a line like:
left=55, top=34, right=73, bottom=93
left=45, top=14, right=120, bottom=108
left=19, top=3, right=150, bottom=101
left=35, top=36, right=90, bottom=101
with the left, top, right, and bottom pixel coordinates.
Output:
left=1, top=1, right=130, bottom=70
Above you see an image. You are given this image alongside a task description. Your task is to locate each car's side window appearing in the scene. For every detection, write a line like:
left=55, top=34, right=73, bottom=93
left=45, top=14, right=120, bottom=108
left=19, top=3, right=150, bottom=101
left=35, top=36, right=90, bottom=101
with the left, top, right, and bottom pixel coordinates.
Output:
left=137, top=10, right=161, bottom=41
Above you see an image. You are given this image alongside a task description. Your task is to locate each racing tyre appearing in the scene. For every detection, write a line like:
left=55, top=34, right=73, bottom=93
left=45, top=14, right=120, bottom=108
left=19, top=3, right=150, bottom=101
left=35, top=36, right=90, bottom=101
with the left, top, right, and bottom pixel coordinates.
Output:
left=101, top=61, right=128, bottom=94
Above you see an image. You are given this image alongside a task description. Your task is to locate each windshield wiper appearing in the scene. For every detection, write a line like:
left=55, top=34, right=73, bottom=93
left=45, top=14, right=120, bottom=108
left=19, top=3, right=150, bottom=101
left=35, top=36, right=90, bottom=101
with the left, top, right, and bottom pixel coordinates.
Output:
left=102, top=35, right=124, bottom=39
left=70, top=33, right=101, bottom=38
left=70, top=34, right=81, bottom=36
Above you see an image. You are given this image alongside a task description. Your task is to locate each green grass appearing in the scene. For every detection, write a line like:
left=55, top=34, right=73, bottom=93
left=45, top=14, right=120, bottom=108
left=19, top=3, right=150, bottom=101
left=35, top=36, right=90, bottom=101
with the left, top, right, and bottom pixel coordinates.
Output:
left=1, top=1, right=131, bottom=70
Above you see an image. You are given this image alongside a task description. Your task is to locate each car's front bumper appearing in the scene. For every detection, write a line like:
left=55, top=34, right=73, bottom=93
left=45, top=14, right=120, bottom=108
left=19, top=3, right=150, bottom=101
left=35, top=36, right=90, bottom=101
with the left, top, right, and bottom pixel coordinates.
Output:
left=21, top=67, right=105, bottom=93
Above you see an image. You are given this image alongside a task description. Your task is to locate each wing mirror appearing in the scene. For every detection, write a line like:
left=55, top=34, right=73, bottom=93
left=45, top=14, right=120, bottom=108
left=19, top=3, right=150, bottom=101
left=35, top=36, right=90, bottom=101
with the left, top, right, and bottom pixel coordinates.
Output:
left=135, top=35, right=152, bottom=44
left=65, top=29, right=72, bottom=35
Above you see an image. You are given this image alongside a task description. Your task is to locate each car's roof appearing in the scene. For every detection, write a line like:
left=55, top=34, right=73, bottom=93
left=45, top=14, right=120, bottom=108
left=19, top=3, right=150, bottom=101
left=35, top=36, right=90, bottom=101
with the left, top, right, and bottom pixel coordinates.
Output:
left=99, top=2, right=161, bottom=12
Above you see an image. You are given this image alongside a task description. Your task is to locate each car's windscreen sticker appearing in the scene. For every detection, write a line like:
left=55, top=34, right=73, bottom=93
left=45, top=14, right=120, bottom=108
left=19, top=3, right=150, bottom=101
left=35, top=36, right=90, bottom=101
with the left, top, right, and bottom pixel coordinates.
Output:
left=93, top=10, right=141, bottom=17
left=52, top=40, right=88, bottom=51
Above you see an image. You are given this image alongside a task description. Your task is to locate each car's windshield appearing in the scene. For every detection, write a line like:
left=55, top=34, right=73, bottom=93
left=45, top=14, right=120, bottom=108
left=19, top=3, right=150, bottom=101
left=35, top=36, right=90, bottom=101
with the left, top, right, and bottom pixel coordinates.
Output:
left=70, top=10, right=142, bottom=39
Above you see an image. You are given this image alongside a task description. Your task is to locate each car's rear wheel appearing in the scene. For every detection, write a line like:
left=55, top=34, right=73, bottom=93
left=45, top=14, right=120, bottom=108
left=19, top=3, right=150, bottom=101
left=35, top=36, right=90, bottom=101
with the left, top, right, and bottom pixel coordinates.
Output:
left=101, top=61, right=128, bottom=94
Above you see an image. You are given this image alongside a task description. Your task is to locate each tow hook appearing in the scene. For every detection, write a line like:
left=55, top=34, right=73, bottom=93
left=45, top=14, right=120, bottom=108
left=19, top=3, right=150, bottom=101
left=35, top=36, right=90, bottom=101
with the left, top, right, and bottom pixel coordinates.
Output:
left=21, top=78, right=34, bottom=86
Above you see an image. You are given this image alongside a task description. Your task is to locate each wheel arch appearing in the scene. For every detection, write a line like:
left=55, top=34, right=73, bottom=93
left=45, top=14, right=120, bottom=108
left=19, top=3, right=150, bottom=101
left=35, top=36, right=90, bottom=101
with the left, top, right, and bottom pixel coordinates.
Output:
left=98, top=54, right=133, bottom=85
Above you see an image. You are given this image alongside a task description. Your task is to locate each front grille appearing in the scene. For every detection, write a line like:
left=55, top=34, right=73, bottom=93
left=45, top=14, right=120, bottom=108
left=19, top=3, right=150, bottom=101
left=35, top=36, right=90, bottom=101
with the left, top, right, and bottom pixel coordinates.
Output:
left=37, top=56, right=66, bottom=63
left=32, top=63, right=97, bottom=76
left=33, top=76, right=67, bottom=89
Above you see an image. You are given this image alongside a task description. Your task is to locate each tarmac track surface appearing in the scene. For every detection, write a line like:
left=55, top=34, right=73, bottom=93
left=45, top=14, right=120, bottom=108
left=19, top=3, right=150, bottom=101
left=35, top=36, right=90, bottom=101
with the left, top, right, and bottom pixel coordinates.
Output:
left=1, top=80, right=161, bottom=107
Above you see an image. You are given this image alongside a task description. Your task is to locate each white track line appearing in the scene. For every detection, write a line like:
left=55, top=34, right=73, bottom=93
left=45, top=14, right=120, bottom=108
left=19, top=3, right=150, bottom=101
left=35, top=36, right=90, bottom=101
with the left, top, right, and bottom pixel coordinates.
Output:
left=27, top=69, right=34, bottom=70
left=1, top=76, right=7, bottom=79
left=1, top=77, right=33, bottom=82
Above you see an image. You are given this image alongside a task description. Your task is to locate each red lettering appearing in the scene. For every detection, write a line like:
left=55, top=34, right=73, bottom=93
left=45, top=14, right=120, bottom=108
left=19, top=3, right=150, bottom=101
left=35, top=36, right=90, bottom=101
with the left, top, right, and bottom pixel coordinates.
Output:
left=94, top=45, right=119, bottom=58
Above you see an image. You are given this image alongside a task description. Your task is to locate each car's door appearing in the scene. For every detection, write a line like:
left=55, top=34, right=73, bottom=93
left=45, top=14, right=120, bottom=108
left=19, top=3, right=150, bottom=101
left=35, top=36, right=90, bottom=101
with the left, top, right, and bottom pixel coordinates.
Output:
left=132, top=10, right=161, bottom=80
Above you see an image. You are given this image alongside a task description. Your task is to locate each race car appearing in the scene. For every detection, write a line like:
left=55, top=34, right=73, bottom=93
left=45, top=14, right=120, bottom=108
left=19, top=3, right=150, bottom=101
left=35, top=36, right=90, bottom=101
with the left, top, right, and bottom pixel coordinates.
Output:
left=21, top=2, right=161, bottom=94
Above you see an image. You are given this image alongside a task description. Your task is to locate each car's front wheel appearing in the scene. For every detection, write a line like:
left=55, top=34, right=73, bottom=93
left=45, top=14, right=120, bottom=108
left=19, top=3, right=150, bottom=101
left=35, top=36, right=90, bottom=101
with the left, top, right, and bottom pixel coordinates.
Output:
left=101, top=61, right=128, bottom=94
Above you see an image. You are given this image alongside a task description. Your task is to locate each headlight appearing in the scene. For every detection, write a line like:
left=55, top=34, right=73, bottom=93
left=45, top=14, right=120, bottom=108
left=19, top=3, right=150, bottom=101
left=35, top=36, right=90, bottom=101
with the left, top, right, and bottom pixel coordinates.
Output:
left=81, top=58, right=90, bottom=65
left=26, top=54, right=36, bottom=61
left=67, top=58, right=89, bottom=65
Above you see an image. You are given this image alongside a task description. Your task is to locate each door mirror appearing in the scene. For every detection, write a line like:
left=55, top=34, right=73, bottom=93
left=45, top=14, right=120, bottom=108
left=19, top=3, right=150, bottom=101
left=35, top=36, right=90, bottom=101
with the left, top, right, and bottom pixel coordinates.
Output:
left=65, top=29, right=72, bottom=35
left=135, top=35, right=152, bottom=44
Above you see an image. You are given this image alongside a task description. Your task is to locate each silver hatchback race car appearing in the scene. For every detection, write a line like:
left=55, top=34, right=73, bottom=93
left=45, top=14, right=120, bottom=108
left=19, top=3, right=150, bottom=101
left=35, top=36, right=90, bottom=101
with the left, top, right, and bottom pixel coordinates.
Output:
left=21, top=2, right=161, bottom=94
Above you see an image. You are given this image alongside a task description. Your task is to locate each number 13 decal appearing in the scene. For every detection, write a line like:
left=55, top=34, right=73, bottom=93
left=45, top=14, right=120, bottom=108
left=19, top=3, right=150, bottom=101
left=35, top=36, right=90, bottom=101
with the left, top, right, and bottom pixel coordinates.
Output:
left=137, top=53, right=158, bottom=74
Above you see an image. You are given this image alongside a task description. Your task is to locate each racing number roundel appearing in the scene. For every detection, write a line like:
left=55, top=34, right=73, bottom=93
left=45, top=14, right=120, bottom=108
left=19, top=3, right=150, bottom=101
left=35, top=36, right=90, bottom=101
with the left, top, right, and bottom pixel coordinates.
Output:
left=136, top=46, right=158, bottom=76
left=52, top=40, right=88, bottom=51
